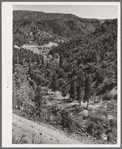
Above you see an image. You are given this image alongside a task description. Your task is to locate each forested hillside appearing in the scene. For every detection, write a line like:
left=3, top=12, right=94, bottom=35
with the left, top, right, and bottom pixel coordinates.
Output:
left=13, top=10, right=117, bottom=144
left=48, top=19, right=117, bottom=97
left=13, top=10, right=102, bottom=45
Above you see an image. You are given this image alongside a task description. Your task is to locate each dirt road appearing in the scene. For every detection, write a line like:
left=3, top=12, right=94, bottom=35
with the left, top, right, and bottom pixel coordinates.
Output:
left=12, top=114, right=82, bottom=144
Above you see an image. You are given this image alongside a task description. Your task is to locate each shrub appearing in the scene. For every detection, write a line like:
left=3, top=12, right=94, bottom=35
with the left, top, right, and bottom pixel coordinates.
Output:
left=109, top=119, right=117, bottom=128
left=95, top=122, right=104, bottom=139
left=113, top=94, right=117, bottom=100
left=102, top=93, right=111, bottom=101
left=12, top=134, right=27, bottom=144
left=60, top=110, right=70, bottom=128
left=87, top=121, right=96, bottom=135
left=32, top=133, right=36, bottom=144
left=107, top=132, right=113, bottom=141
left=86, top=118, right=107, bottom=140
left=48, top=95, right=54, bottom=101
left=49, top=112, right=62, bottom=125
left=111, top=127, right=117, bottom=139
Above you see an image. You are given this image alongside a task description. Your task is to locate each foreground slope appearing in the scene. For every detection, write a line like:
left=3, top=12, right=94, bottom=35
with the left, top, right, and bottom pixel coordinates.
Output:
left=12, top=113, right=82, bottom=144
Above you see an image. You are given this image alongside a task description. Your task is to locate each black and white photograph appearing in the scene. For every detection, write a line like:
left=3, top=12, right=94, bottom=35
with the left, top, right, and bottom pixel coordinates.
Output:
left=2, top=2, right=121, bottom=147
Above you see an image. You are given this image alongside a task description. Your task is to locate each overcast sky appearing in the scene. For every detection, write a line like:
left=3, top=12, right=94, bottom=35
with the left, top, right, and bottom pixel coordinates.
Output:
left=13, top=5, right=118, bottom=19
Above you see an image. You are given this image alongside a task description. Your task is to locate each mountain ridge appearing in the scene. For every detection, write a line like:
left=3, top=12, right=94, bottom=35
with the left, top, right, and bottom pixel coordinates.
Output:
left=13, top=10, right=103, bottom=42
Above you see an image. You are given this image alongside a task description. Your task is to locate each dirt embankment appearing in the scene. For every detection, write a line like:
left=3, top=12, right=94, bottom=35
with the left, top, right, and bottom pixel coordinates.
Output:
left=12, top=113, right=82, bottom=144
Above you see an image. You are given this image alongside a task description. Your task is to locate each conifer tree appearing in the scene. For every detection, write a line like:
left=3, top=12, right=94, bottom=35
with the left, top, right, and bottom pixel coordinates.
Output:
left=35, top=85, right=42, bottom=117
left=42, top=56, right=44, bottom=65
left=28, top=50, right=31, bottom=74
left=77, top=69, right=84, bottom=105
left=77, top=86, right=82, bottom=104
left=84, top=74, right=91, bottom=108
left=16, top=49, right=19, bottom=64
left=59, top=52, right=63, bottom=67
left=46, top=61, right=49, bottom=69
left=51, top=72, right=59, bottom=91
left=69, top=81, right=73, bottom=99
left=37, top=54, right=40, bottom=66
left=69, top=79, right=77, bottom=101
left=62, top=85, right=67, bottom=98
left=69, top=65, right=77, bottom=101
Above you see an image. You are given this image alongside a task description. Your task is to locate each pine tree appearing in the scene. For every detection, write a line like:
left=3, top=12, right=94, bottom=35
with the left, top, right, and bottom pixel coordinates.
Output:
left=46, top=61, right=49, bottom=69
left=41, top=56, right=44, bottom=65
left=28, top=50, right=31, bottom=74
left=35, top=85, right=42, bottom=117
left=69, top=81, right=73, bottom=99
left=77, top=86, right=82, bottom=104
left=62, top=85, right=67, bottom=98
left=84, top=74, right=91, bottom=108
left=16, top=49, right=19, bottom=64
left=69, top=79, right=77, bottom=101
left=51, top=72, right=59, bottom=91
left=77, top=69, right=84, bottom=105
left=59, top=52, right=63, bottom=67
left=37, top=54, right=40, bottom=66
left=72, top=80, right=77, bottom=100
left=69, top=65, right=78, bottom=101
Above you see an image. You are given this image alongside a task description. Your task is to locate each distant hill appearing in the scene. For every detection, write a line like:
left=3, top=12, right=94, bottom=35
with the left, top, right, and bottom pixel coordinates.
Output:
left=13, top=10, right=103, bottom=45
